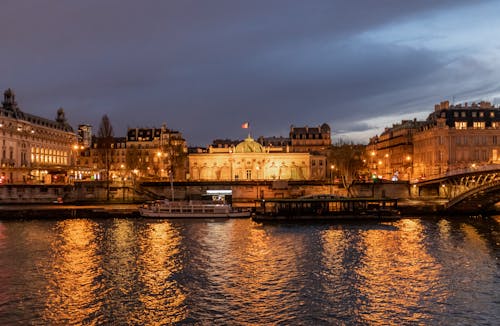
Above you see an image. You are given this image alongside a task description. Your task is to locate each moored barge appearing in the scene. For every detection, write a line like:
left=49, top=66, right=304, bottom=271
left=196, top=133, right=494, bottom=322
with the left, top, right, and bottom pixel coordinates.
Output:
left=252, top=197, right=400, bottom=222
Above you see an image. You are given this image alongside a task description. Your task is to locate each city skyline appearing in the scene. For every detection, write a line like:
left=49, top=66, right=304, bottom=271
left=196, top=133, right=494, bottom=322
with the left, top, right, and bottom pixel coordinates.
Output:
left=2, top=1, right=500, bottom=146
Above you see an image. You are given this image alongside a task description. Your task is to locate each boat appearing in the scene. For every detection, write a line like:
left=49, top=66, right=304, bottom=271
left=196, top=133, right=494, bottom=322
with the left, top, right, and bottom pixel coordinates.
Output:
left=139, top=200, right=252, bottom=218
left=252, top=197, right=400, bottom=222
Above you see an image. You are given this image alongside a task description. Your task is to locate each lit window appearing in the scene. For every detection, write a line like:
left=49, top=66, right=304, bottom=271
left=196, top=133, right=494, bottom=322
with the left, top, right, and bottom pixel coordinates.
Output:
left=492, top=122, right=500, bottom=129
left=455, top=121, right=467, bottom=129
left=490, top=111, right=495, bottom=118
left=473, top=122, right=485, bottom=129
left=479, top=111, right=484, bottom=117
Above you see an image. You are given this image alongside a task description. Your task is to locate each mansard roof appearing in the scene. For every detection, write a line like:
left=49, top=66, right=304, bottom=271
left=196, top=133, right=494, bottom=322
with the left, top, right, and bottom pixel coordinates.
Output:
left=0, top=89, right=74, bottom=132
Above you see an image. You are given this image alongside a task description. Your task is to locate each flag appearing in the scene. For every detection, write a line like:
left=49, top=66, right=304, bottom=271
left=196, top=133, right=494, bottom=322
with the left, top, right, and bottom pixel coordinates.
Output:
left=241, top=122, right=249, bottom=129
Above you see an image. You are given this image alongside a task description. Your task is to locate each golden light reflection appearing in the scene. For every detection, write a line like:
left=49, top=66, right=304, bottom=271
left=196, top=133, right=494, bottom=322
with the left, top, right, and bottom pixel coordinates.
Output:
left=43, top=219, right=102, bottom=324
left=356, top=220, right=442, bottom=324
left=135, top=221, right=186, bottom=324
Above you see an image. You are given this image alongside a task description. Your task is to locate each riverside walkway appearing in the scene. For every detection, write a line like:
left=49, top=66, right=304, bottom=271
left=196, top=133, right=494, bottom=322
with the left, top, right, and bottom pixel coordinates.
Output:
left=0, top=203, right=140, bottom=219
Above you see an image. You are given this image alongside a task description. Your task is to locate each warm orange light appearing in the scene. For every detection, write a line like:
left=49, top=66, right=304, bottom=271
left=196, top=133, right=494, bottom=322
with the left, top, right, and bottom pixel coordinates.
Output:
left=406, top=155, right=411, bottom=161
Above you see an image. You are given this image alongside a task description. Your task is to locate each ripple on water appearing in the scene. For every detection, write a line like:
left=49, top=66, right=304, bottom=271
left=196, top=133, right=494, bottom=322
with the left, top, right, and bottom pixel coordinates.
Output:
left=0, top=217, right=498, bottom=325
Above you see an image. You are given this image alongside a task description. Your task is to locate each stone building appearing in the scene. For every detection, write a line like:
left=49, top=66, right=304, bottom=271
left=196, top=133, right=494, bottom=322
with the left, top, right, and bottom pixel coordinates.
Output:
left=126, top=125, right=188, bottom=180
left=77, top=124, right=92, bottom=148
left=189, top=136, right=325, bottom=181
left=367, top=101, right=500, bottom=180
left=290, top=123, right=331, bottom=153
left=0, top=89, right=77, bottom=183
left=366, top=119, right=424, bottom=180
left=412, top=101, right=500, bottom=179
left=77, top=136, right=127, bottom=180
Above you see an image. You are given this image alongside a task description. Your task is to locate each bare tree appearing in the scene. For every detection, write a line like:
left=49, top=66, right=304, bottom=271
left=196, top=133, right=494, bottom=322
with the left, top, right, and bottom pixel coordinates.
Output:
left=97, top=115, right=114, bottom=200
left=327, top=140, right=365, bottom=190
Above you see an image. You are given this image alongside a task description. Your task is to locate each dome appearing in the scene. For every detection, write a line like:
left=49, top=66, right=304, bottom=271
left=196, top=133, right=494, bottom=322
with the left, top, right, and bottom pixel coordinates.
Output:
left=235, top=136, right=264, bottom=153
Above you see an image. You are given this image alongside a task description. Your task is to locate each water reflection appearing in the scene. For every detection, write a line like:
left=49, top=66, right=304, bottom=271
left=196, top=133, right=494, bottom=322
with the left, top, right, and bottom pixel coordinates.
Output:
left=43, top=219, right=103, bottom=324
left=135, top=221, right=186, bottom=324
left=355, top=220, right=443, bottom=324
left=0, top=217, right=497, bottom=325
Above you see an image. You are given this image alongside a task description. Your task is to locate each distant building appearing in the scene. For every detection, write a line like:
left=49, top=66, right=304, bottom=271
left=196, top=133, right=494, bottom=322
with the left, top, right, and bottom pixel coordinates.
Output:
left=367, top=119, right=424, bottom=180
left=290, top=123, right=331, bottom=153
left=0, top=89, right=77, bottom=183
left=412, top=101, right=500, bottom=179
left=189, top=136, right=326, bottom=181
left=367, top=101, right=500, bottom=180
left=77, top=124, right=92, bottom=148
left=211, top=138, right=241, bottom=149
left=257, top=136, right=290, bottom=148
left=126, top=125, right=188, bottom=180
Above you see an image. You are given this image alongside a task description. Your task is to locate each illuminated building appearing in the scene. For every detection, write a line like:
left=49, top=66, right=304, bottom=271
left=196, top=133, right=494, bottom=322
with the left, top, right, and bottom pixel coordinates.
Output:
left=368, top=101, right=500, bottom=180
left=77, top=124, right=92, bottom=148
left=126, top=125, right=188, bottom=180
left=412, top=101, right=500, bottom=178
left=188, top=136, right=325, bottom=181
left=0, top=89, right=76, bottom=183
left=290, top=123, right=331, bottom=153
left=367, top=119, right=424, bottom=180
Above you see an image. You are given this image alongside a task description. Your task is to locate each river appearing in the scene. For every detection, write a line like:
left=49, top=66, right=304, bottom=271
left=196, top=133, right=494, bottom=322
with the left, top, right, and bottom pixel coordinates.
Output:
left=0, top=216, right=498, bottom=325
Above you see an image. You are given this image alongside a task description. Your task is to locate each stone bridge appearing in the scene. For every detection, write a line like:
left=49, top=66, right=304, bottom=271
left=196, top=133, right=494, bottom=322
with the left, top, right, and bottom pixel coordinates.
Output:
left=412, top=165, right=500, bottom=212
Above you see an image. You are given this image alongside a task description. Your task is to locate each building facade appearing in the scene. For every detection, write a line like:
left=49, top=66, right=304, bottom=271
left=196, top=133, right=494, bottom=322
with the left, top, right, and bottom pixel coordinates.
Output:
left=367, top=101, right=500, bottom=181
left=0, top=89, right=77, bottom=184
left=189, top=136, right=326, bottom=181
left=412, top=101, right=500, bottom=179
left=290, top=123, right=331, bottom=153
left=126, top=125, right=188, bottom=180
left=366, top=119, right=424, bottom=180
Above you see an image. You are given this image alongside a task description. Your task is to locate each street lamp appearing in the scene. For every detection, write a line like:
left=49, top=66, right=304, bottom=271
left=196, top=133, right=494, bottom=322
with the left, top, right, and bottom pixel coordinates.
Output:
left=256, top=166, right=260, bottom=199
left=405, top=155, right=412, bottom=181
left=330, top=164, right=335, bottom=194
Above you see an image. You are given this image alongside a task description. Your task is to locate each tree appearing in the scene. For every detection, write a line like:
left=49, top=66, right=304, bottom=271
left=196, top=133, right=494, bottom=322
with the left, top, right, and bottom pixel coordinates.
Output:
left=97, top=115, right=114, bottom=200
left=327, top=140, right=366, bottom=191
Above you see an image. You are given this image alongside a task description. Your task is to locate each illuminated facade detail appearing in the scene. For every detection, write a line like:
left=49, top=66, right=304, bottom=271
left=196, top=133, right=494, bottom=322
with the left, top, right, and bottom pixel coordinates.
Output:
left=189, top=136, right=325, bottom=181
left=0, top=89, right=76, bottom=183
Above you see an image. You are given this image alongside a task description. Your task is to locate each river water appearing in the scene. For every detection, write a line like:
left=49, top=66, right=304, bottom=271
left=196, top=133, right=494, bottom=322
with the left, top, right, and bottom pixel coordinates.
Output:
left=0, top=216, right=498, bottom=325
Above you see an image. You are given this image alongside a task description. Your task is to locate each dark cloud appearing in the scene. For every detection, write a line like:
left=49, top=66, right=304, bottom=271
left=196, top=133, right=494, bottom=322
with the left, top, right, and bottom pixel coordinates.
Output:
left=1, top=0, right=499, bottom=145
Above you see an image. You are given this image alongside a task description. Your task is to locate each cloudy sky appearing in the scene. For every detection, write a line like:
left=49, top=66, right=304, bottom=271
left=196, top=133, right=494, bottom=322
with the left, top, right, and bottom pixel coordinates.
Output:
left=1, top=0, right=500, bottom=146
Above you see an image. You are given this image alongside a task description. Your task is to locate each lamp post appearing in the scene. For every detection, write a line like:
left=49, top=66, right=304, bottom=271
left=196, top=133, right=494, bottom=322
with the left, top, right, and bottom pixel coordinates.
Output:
left=405, top=155, right=412, bottom=181
left=330, top=164, right=334, bottom=194
left=384, top=153, right=389, bottom=179
left=370, top=151, right=376, bottom=178
left=256, top=166, right=260, bottom=199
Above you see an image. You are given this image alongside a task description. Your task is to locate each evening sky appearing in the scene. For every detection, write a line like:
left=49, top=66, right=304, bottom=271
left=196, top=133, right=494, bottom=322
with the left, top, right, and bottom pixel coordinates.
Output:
left=1, top=0, right=500, bottom=145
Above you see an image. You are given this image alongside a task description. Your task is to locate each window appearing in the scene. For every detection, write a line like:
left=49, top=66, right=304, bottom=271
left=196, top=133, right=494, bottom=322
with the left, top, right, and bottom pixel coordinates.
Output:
left=479, top=111, right=484, bottom=117
left=461, top=111, right=466, bottom=117
left=473, top=121, right=485, bottom=129
left=246, top=170, right=252, bottom=180
left=472, top=111, right=477, bottom=117
left=492, top=122, right=500, bottom=129
left=490, top=111, right=495, bottom=118
left=455, top=121, right=467, bottom=129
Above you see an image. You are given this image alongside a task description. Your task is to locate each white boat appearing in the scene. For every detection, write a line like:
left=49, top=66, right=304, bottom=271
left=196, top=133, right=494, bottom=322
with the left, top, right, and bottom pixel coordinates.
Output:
left=139, top=200, right=252, bottom=218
